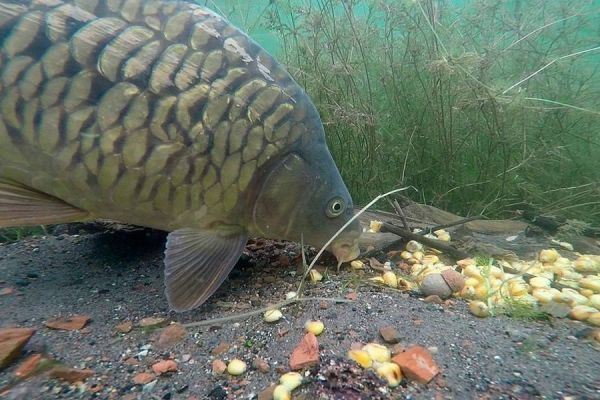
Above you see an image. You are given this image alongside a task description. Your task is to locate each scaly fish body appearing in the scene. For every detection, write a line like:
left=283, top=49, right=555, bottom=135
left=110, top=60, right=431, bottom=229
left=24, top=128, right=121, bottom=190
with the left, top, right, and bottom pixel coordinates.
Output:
left=0, top=0, right=361, bottom=311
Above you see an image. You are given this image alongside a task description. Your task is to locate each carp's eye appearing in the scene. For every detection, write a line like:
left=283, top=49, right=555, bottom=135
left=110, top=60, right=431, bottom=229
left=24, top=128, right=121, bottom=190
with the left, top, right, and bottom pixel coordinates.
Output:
left=326, top=197, right=346, bottom=218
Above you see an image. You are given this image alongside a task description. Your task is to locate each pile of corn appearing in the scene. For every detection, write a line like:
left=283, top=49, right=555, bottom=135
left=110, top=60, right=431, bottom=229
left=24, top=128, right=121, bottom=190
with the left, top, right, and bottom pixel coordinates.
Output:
left=455, top=251, right=600, bottom=326
left=367, top=221, right=600, bottom=334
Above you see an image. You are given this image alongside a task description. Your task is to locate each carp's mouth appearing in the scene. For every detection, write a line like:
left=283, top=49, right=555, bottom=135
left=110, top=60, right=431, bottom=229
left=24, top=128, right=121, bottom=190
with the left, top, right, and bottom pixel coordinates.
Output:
left=330, top=238, right=360, bottom=264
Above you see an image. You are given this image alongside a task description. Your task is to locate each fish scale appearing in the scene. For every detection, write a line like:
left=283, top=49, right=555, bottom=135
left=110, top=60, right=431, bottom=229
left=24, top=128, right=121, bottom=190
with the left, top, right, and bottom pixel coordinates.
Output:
left=0, top=0, right=309, bottom=229
left=0, top=0, right=361, bottom=312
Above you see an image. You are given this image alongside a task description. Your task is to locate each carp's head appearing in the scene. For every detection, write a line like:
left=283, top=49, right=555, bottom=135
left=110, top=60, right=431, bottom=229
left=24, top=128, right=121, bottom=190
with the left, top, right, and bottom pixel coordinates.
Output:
left=250, top=145, right=361, bottom=264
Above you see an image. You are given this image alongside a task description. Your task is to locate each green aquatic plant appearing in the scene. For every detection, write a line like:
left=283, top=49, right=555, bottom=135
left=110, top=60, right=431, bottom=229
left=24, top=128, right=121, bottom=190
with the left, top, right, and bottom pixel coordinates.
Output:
left=208, top=0, right=600, bottom=224
left=498, top=297, right=550, bottom=321
left=0, top=226, right=46, bottom=243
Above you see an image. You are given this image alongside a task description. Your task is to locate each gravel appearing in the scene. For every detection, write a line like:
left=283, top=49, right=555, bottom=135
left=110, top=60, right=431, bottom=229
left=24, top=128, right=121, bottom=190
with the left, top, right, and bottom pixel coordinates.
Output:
left=1, top=230, right=599, bottom=399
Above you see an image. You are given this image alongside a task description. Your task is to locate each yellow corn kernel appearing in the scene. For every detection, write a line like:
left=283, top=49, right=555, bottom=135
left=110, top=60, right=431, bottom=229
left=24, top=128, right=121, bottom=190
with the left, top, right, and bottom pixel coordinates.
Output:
left=579, top=277, right=600, bottom=293
left=309, top=269, right=323, bottom=282
left=569, top=305, right=598, bottom=321
left=589, top=294, right=600, bottom=309
left=587, top=312, right=600, bottom=327
left=272, top=385, right=291, bottom=400
left=362, top=343, right=391, bottom=363
left=539, top=249, right=559, bottom=263
left=509, top=281, right=529, bottom=297
left=304, top=320, right=324, bottom=336
left=279, top=372, right=303, bottom=391
left=580, top=288, right=595, bottom=298
left=264, top=309, right=283, bottom=322
left=469, top=300, right=490, bottom=318
left=489, top=266, right=504, bottom=279
left=375, top=362, right=402, bottom=387
left=532, top=288, right=556, bottom=304
left=465, top=277, right=481, bottom=287
left=382, top=271, right=398, bottom=288
left=529, top=276, right=551, bottom=289
left=226, top=359, right=247, bottom=376
left=474, top=284, right=488, bottom=299
left=463, top=265, right=483, bottom=279
left=347, top=349, right=372, bottom=368
left=561, top=288, right=589, bottom=307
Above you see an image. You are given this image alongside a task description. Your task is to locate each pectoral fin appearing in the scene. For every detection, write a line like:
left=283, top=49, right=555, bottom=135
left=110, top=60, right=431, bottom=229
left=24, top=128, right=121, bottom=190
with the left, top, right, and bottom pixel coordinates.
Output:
left=0, top=179, right=89, bottom=227
left=164, top=228, right=248, bottom=312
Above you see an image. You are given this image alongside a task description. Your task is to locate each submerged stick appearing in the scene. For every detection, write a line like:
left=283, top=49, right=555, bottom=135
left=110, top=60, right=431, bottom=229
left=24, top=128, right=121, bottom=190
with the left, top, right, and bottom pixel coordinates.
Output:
left=380, top=222, right=470, bottom=260
left=420, top=215, right=486, bottom=235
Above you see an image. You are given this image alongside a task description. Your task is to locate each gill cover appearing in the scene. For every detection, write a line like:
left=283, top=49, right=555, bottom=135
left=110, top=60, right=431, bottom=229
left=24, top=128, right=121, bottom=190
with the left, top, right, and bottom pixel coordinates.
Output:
left=253, top=153, right=311, bottom=240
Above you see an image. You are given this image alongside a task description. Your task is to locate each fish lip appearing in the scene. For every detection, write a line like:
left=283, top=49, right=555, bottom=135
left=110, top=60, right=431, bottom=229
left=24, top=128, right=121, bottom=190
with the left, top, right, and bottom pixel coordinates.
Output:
left=330, top=238, right=360, bottom=263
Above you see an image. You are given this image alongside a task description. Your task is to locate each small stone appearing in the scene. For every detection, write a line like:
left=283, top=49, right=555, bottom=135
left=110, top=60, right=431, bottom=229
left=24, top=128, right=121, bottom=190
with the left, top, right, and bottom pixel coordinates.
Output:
left=115, top=321, right=133, bottom=333
left=0, top=327, right=36, bottom=369
left=379, top=326, right=401, bottom=344
left=574, top=327, right=597, bottom=340
left=151, top=359, right=177, bottom=375
left=319, top=301, right=329, bottom=310
left=392, top=345, right=439, bottom=384
left=139, top=317, right=166, bottom=327
left=176, top=384, right=189, bottom=394
left=158, top=323, right=187, bottom=348
left=181, top=354, right=192, bottom=363
left=289, top=333, right=319, bottom=370
left=390, top=343, right=406, bottom=355
left=253, top=357, right=270, bottom=373
left=48, top=366, right=94, bottom=383
left=44, top=315, right=90, bottom=331
left=212, top=359, right=227, bottom=374
left=211, top=341, right=230, bottom=356
left=133, top=372, right=156, bottom=385
left=420, top=274, right=452, bottom=299
left=346, top=292, right=358, bottom=301
left=14, top=353, right=43, bottom=378
left=258, top=384, right=277, bottom=400
left=424, top=295, right=444, bottom=304
left=124, top=357, right=139, bottom=366
left=0, top=287, right=15, bottom=296
left=540, top=301, right=571, bottom=318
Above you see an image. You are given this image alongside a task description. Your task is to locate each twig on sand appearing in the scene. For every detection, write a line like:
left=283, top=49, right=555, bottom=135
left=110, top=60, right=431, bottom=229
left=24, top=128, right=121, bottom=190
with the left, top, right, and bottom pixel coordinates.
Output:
left=182, top=297, right=351, bottom=328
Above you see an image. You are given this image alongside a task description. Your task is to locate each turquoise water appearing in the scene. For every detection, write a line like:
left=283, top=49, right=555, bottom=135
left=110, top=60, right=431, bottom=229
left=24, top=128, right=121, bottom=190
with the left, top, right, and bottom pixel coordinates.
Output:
left=203, top=0, right=600, bottom=222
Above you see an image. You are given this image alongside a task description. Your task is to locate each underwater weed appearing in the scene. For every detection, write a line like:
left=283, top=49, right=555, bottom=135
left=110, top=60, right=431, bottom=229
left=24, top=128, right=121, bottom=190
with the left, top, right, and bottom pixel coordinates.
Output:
left=212, top=0, right=600, bottom=224
left=498, top=297, right=550, bottom=321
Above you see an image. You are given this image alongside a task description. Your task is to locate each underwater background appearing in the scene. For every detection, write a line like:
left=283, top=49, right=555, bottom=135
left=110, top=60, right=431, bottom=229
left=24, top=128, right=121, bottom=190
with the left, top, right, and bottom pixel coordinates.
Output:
left=203, top=0, right=600, bottom=226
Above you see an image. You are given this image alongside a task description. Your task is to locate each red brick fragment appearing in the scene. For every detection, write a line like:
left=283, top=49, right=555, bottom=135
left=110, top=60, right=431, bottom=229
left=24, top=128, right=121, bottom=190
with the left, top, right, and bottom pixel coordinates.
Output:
left=289, top=333, right=319, bottom=370
left=0, top=327, right=36, bottom=369
left=392, top=345, right=439, bottom=384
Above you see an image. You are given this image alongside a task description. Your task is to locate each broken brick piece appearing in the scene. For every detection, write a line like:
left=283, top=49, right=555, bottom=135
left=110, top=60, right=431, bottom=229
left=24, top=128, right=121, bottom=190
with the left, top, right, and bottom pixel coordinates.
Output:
left=392, top=345, right=439, bottom=384
left=289, top=333, right=319, bottom=370
left=44, top=315, right=90, bottom=331
left=48, top=366, right=94, bottom=383
left=132, top=372, right=155, bottom=385
left=0, top=327, right=36, bottom=369
left=14, top=353, right=43, bottom=378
